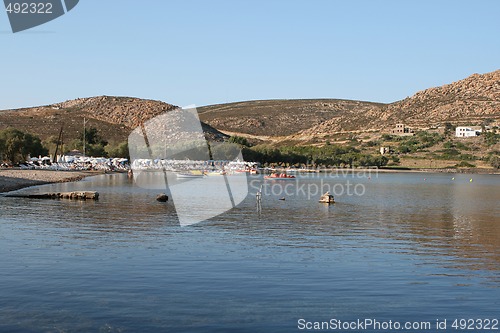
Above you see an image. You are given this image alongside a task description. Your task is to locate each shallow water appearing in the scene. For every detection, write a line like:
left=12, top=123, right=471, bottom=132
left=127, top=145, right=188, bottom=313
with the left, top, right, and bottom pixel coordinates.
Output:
left=0, top=172, right=499, bottom=332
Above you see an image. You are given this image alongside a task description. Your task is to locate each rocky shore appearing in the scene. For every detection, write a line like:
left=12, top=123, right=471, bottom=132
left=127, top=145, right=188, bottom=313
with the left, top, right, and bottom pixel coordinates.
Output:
left=0, top=169, right=98, bottom=193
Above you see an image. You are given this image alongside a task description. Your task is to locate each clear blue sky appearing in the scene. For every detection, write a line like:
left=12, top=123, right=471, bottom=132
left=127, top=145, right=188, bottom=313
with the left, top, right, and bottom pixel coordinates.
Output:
left=1, top=0, right=499, bottom=110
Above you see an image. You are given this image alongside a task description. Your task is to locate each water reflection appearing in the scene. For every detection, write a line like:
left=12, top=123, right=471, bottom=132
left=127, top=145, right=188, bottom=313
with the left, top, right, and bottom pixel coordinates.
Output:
left=2, top=172, right=499, bottom=270
left=1, top=172, right=499, bottom=332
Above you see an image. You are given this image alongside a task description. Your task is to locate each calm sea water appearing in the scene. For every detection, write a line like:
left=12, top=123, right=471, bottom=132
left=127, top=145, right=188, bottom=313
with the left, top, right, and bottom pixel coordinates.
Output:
left=0, top=172, right=499, bottom=332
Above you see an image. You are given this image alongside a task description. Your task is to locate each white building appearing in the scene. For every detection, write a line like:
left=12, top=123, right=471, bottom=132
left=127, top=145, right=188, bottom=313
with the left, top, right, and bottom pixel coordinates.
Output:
left=455, top=126, right=482, bottom=138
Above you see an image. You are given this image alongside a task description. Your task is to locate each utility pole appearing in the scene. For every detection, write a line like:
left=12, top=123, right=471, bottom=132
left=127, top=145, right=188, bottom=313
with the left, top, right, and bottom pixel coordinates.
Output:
left=83, top=117, right=88, bottom=157
left=53, top=125, right=64, bottom=163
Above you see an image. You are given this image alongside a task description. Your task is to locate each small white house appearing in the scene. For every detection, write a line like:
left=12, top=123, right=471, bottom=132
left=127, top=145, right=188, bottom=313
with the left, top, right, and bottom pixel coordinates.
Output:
left=455, top=126, right=482, bottom=138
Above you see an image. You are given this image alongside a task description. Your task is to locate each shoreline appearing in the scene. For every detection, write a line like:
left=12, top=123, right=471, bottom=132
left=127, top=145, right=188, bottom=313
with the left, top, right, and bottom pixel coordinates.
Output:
left=0, top=169, right=104, bottom=194
left=1, top=166, right=498, bottom=194
left=268, top=167, right=500, bottom=175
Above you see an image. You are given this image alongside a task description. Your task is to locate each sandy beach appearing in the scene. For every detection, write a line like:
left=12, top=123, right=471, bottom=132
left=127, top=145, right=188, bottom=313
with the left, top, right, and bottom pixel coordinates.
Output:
left=0, top=169, right=99, bottom=193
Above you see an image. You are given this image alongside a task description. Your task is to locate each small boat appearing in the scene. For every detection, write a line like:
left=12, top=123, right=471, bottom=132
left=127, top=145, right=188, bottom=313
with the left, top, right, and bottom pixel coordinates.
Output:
left=176, top=172, right=204, bottom=179
left=264, top=173, right=296, bottom=180
left=205, top=170, right=226, bottom=176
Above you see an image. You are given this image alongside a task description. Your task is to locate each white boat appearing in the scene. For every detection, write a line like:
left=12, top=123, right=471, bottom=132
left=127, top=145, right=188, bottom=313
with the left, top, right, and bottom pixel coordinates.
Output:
left=176, top=173, right=204, bottom=179
left=205, top=171, right=226, bottom=176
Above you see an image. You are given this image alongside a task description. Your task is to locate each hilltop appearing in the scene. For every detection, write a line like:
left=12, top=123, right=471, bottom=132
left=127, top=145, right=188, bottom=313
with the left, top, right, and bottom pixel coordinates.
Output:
left=0, top=96, right=227, bottom=144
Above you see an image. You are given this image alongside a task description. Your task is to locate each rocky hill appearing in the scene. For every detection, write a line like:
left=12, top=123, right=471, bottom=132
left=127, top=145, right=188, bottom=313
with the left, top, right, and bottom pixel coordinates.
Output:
left=0, top=96, right=228, bottom=144
left=197, top=99, right=384, bottom=137
left=53, top=96, right=178, bottom=129
left=198, top=70, right=499, bottom=142
left=0, top=70, right=498, bottom=147
left=384, top=70, right=499, bottom=126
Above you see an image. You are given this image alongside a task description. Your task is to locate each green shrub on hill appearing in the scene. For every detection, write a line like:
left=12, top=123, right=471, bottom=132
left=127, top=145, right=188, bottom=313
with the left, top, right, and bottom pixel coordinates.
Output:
left=483, top=132, right=500, bottom=146
left=489, top=155, right=500, bottom=169
left=455, top=161, right=476, bottom=168
left=243, top=144, right=388, bottom=168
left=396, top=132, right=444, bottom=154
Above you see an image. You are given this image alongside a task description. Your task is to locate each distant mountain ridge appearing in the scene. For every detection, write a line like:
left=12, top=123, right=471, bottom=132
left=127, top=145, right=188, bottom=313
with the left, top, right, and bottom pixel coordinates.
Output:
left=0, top=70, right=498, bottom=145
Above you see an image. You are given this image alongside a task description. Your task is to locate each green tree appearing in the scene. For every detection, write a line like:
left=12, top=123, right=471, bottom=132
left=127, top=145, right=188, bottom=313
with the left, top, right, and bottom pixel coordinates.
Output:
left=69, top=126, right=109, bottom=157
left=228, top=136, right=251, bottom=147
left=0, top=136, right=5, bottom=163
left=0, top=128, right=48, bottom=163
left=106, top=141, right=130, bottom=159
left=444, top=122, right=455, bottom=136
left=85, top=127, right=108, bottom=146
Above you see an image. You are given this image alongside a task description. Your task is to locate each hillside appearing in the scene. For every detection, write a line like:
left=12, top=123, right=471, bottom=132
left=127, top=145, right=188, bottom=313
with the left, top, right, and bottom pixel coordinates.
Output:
left=198, top=70, right=499, bottom=142
left=0, top=96, right=228, bottom=144
left=197, top=99, right=384, bottom=137
left=0, top=70, right=498, bottom=151
left=385, top=70, right=499, bottom=126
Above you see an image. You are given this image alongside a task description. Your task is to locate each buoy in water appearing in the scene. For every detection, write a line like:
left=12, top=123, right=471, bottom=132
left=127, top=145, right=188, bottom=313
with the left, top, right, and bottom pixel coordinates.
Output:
left=470, top=178, right=473, bottom=182
left=319, top=191, right=335, bottom=204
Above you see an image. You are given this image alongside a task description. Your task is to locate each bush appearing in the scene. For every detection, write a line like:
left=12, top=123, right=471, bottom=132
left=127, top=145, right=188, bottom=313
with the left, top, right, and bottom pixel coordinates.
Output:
left=228, top=136, right=251, bottom=147
left=365, top=140, right=379, bottom=147
left=398, top=145, right=413, bottom=154
left=444, top=122, right=455, bottom=135
left=490, top=155, right=500, bottom=169
left=443, top=141, right=454, bottom=149
left=243, top=144, right=388, bottom=168
left=455, top=141, right=470, bottom=150
left=484, top=132, right=500, bottom=146
left=455, top=161, right=476, bottom=168
left=106, top=141, right=129, bottom=159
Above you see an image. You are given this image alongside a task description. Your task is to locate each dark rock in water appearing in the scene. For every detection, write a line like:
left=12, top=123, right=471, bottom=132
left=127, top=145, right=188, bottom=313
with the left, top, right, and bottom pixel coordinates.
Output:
left=156, top=194, right=169, bottom=202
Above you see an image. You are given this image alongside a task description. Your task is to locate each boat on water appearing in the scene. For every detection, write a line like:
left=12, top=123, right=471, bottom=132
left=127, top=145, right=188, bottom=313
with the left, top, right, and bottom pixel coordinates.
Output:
left=205, top=170, right=226, bottom=176
left=264, top=173, right=296, bottom=180
left=176, top=171, right=205, bottom=179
